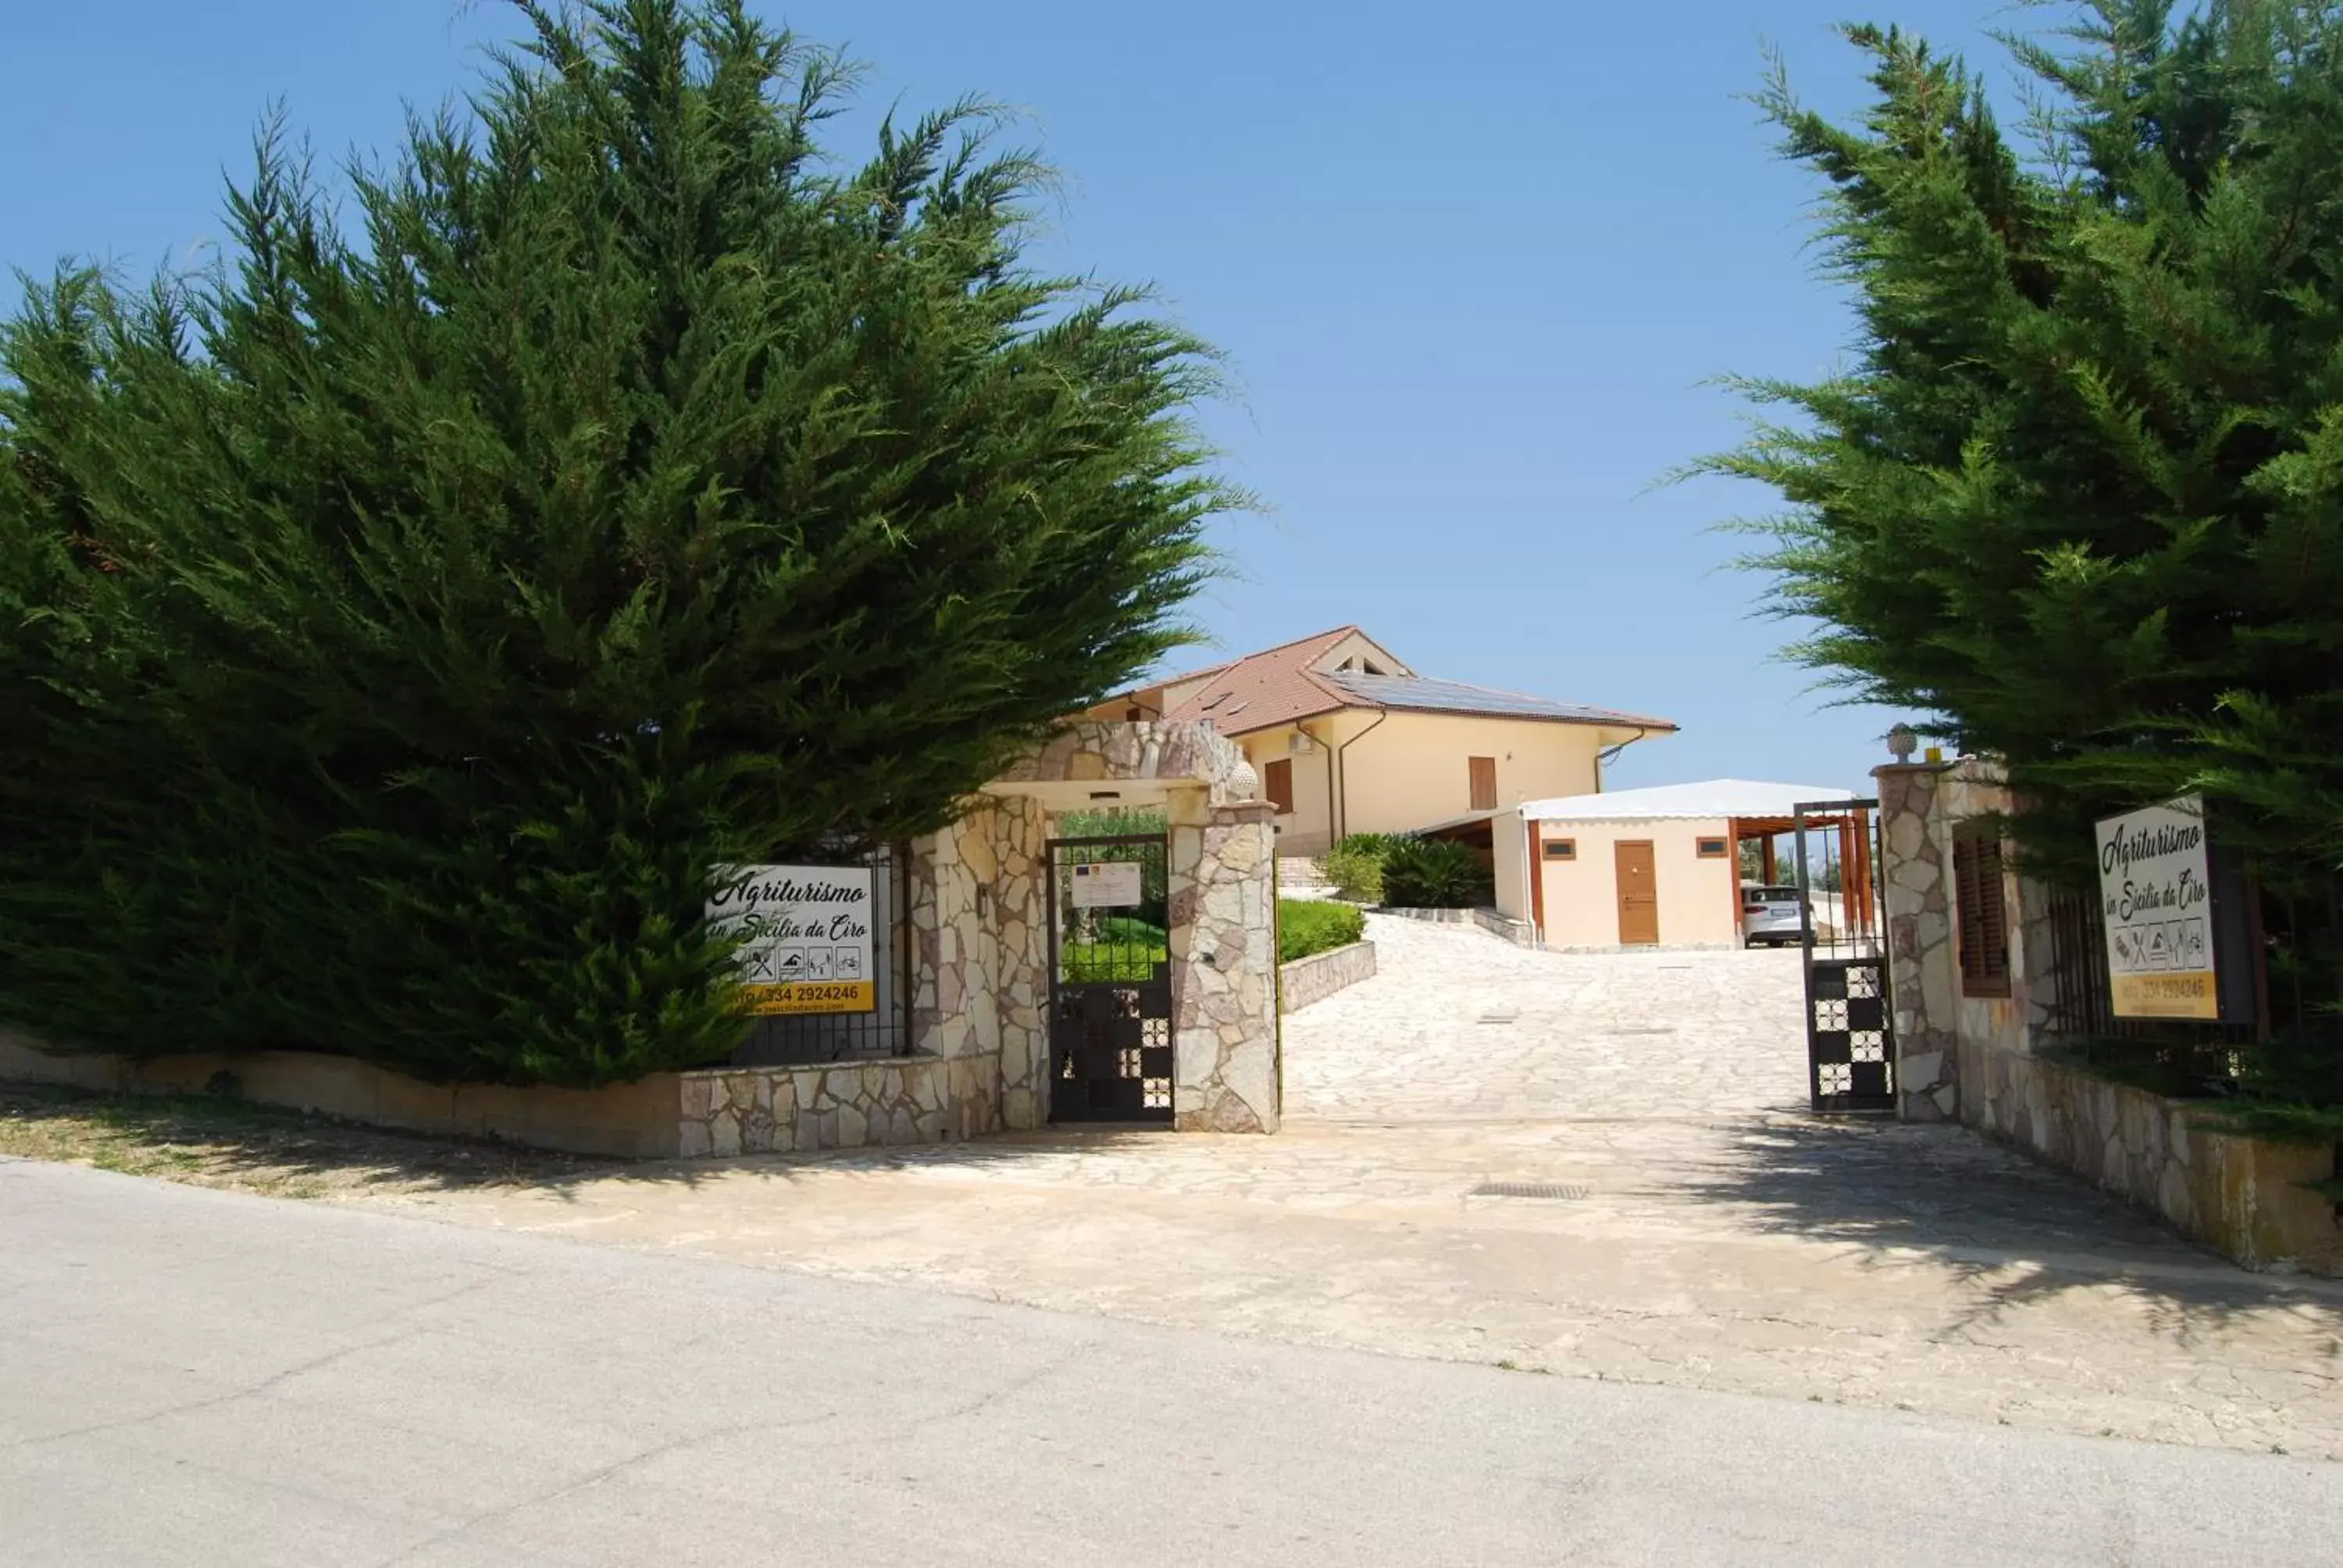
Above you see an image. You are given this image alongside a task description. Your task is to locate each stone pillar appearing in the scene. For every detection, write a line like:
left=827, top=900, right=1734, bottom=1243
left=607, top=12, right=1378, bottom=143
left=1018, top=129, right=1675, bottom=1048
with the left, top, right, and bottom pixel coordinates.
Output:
left=1874, top=762, right=1958, bottom=1121
left=990, top=796, right=1051, bottom=1130
left=1165, top=792, right=1281, bottom=1133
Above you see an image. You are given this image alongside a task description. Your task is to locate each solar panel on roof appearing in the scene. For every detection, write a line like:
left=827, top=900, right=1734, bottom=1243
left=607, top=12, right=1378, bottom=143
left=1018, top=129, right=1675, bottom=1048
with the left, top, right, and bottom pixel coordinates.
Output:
left=1321, top=671, right=1649, bottom=725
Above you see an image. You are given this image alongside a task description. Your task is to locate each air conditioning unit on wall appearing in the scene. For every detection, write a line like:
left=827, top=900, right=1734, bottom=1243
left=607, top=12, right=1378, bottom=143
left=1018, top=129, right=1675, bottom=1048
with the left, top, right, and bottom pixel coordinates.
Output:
left=1289, top=732, right=1318, bottom=755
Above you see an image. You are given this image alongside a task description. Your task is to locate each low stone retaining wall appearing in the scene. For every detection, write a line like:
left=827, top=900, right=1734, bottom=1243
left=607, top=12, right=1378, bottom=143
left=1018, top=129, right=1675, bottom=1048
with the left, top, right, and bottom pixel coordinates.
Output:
left=1377, top=906, right=1542, bottom=947
left=1378, top=905, right=1477, bottom=926
left=1278, top=941, right=1375, bottom=1013
left=679, top=1057, right=997, bottom=1157
left=0, top=1032, right=992, bottom=1162
left=1960, top=1039, right=2343, bottom=1276
left=1472, top=909, right=1540, bottom=947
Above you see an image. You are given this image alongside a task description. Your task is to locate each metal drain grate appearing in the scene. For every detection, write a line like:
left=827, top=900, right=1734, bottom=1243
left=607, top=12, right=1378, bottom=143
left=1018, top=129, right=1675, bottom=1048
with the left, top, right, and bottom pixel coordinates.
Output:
left=1475, top=1012, right=1518, bottom=1025
left=1471, top=1181, right=1589, bottom=1200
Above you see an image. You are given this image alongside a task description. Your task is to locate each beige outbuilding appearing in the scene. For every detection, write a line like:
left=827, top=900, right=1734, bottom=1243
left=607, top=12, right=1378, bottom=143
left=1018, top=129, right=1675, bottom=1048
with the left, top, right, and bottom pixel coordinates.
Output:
left=1478, top=779, right=1868, bottom=951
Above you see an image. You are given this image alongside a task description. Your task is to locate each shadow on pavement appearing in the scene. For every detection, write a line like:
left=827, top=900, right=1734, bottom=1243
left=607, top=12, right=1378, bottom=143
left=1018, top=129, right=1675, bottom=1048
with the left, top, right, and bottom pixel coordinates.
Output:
left=0, top=1082, right=1177, bottom=1204
left=1670, top=1114, right=2343, bottom=1335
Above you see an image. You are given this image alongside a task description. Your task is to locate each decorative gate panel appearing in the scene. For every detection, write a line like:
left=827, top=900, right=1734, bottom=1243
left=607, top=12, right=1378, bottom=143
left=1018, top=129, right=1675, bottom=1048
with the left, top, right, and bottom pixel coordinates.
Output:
left=1793, top=799, right=1898, bottom=1114
left=1047, top=833, right=1175, bottom=1124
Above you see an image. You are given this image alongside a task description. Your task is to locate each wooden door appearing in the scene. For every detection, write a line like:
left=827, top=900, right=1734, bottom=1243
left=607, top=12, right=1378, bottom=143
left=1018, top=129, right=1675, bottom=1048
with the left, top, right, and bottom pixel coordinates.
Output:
left=1614, top=840, right=1660, bottom=946
left=1468, top=756, right=1497, bottom=811
left=1263, top=757, right=1294, bottom=814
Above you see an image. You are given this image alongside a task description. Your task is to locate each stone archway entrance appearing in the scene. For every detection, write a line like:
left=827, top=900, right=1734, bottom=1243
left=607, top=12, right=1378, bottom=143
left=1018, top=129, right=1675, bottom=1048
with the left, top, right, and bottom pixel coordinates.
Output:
left=987, top=720, right=1281, bottom=1134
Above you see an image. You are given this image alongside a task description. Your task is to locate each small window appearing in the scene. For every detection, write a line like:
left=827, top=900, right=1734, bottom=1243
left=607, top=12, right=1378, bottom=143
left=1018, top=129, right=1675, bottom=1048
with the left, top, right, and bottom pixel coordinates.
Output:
left=1952, top=826, right=2011, bottom=997
left=1263, top=757, right=1294, bottom=814
left=1543, top=838, right=1576, bottom=861
left=1697, top=837, right=1729, bottom=859
left=1125, top=706, right=1143, bottom=722
left=1468, top=756, right=1498, bottom=811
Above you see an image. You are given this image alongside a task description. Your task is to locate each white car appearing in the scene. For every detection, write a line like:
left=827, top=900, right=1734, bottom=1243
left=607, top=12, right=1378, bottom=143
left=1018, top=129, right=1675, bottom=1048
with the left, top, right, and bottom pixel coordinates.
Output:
left=1740, top=883, right=1810, bottom=948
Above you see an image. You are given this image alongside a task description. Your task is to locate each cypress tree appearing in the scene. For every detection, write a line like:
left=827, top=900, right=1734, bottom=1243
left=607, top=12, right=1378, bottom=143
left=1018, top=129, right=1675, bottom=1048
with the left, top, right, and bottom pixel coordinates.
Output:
left=1703, top=1, right=2343, bottom=1118
left=1709, top=1, right=2343, bottom=865
left=0, top=0, right=1235, bottom=1085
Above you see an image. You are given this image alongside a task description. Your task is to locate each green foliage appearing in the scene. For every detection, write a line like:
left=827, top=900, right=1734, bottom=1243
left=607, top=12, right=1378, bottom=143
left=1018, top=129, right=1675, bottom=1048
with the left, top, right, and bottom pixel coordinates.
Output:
left=1094, top=915, right=1167, bottom=946
left=1706, top=0, right=2343, bottom=1115
left=1703, top=0, right=2343, bottom=882
left=1278, top=900, right=1364, bottom=964
left=1380, top=838, right=1491, bottom=909
left=1061, top=943, right=1167, bottom=983
left=1318, top=833, right=1396, bottom=903
left=0, top=1, right=1232, bottom=1086
left=1057, top=808, right=1168, bottom=839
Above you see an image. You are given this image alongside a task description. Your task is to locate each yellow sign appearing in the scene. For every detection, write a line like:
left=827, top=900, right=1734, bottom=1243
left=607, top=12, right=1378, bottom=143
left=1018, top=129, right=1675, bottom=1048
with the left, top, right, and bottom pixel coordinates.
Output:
left=708, top=864, right=879, bottom=1017
left=740, top=981, right=877, bottom=1017
left=2096, top=796, right=2221, bottom=1022
left=2109, top=971, right=2219, bottom=1021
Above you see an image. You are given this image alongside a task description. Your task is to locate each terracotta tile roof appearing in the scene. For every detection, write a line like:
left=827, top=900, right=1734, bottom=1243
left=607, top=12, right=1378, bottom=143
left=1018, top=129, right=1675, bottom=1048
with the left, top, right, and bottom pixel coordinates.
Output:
left=1154, top=626, right=1359, bottom=733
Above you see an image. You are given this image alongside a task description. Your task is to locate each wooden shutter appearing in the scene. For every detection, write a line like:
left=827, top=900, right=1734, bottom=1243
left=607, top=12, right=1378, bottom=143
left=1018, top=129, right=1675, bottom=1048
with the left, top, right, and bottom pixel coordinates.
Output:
left=1264, top=757, right=1294, bottom=814
left=1954, top=829, right=2011, bottom=996
left=1468, top=756, right=1498, bottom=811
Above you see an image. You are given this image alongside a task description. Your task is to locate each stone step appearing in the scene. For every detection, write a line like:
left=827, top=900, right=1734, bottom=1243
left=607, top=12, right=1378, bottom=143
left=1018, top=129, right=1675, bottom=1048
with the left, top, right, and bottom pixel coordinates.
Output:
left=1276, top=856, right=1336, bottom=899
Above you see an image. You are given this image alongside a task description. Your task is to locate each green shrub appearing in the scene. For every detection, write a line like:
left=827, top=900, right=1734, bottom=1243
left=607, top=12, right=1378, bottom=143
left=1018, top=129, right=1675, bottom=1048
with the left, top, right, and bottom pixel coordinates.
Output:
left=1318, top=833, right=1396, bottom=903
left=1278, top=900, right=1364, bottom=964
left=1062, top=943, right=1168, bottom=982
left=1094, top=916, right=1167, bottom=946
left=1381, top=838, right=1491, bottom=909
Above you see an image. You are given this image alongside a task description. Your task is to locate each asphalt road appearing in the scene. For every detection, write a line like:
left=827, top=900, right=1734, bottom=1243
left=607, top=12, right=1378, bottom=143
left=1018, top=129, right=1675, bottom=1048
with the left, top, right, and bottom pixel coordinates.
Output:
left=4, top=1158, right=2339, bottom=1567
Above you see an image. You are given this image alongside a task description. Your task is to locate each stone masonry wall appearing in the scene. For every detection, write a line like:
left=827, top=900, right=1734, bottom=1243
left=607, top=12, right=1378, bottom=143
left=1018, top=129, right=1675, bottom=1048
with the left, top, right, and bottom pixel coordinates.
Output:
left=994, top=719, right=1256, bottom=805
left=1278, top=940, right=1376, bottom=1014
left=1875, top=755, right=2342, bottom=1273
left=1876, top=762, right=1957, bottom=1121
left=1936, top=763, right=2046, bottom=1062
left=676, top=792, right=1049, bottom=1158
left=1168, top=796, right=1282, bottom=1132
left=908, top=795, right=1050, bottom=1131
left=1963, top=1036, right=2343, bottom=1276
left=9, top=722, right=1270, bottom=1157
left=1878, top=756, right=2065, bottom=1123
left=676, top=1057, right=983, bottom=1157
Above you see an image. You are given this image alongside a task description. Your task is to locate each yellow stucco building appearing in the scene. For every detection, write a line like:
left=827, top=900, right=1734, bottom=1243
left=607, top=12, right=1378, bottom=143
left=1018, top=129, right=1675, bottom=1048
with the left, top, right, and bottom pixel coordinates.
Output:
left=1086, top=627, right=1675, bottom=857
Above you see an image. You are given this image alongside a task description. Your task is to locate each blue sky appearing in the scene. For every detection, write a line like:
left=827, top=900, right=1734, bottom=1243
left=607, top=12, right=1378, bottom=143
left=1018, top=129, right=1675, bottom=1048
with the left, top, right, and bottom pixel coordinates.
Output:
left=1, top=0, right=2023, bottom=790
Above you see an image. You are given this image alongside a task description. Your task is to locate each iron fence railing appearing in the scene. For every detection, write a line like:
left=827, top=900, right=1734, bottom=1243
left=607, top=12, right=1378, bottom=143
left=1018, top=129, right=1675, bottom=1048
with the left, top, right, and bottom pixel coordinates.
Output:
left=2038, top=874, right=2343, bottom=1092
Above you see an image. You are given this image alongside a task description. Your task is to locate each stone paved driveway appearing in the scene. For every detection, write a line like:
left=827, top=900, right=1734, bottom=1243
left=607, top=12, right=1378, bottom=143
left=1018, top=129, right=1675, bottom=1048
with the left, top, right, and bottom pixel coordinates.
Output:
left=1285, top=914, right=1812, bottom=1123
left=355, top=915, right=2343, bottom=1458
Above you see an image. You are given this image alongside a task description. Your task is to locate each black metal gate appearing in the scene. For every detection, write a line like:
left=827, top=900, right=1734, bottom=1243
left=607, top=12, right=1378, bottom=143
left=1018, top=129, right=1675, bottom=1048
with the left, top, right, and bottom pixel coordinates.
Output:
left=1047, top=832, right=1175, bottom=1124
left=1792, top=799, right=1897, bottom=1114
